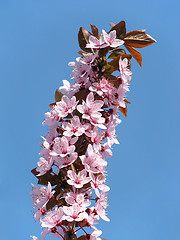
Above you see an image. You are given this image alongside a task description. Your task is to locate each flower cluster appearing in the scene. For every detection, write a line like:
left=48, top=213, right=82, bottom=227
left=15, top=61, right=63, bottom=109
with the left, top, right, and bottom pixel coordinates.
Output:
left=31, top=21, right=155, bottom=240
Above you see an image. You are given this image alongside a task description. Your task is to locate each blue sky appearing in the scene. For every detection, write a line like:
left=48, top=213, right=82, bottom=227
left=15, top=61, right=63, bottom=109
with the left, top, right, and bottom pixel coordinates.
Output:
left=0, top=0, right=180, bottom=239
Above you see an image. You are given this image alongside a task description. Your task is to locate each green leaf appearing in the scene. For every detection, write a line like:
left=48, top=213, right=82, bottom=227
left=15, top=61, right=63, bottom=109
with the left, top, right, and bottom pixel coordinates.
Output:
left=104, top=62, right=114, bottom=75
left=78, top=27, right=92, bottom=53
left=108, top=49, right=126, bottom=59
left=55, top=89, right=63, bottom=102
left=109, top=21, right=126, bottom=39
left=109, top=54, right=132, bottom=71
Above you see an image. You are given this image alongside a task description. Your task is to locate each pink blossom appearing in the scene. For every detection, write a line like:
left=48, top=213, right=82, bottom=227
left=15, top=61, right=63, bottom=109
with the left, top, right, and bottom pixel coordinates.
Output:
left=65, top=191, right=91, bottom=208
left=89, top=113, right=106, bottom=129
left=79, top=52, right=98, bottom=64
left=102, top=30, right=124, bottom=48
left=116, top=84, right=127, bottom=108
left=100, top=143, right=112, bottom=158
left=105, top=123, right=119, bottom=147
left=63, top=203, right=88, bottom=222
left=77, top=92, right=104, bottom=120
left=42, top=109, right=60, bottom=127
left=36, top=157, right=53, bottom=176
left=50, top=136, right=75, bottom=158
left=55, top=152, right=77, bottom=169
left=55, top=95, right=78, bottom=118
left=89, top=229, right=102, bottom=240
left=80, top=145, right=107, bottom=173
left=89, top=127, right=104, bottom=152
left=86, top=35, right=106, bottom=49
left=41, top=206, right=64, bottom=228
left=34, top=207, right=46, bottom=221
left=59, top=80, right=80, bottom=98
left=30, top=236, right=46, bottom=240
left=62, top=116, right=88, bottom=137
left=119, top=57, right=132, bottom=82
left=89, top=78, right=110, bottom=96
left=68, top=57, right=93, bottom=84
left=30, top=182, right=55, bottom=208
left=90, top=173, right=110, bottom=196
left=67, top=169, right=91, bottom=188
left=95, top=201, right=110, bottom=222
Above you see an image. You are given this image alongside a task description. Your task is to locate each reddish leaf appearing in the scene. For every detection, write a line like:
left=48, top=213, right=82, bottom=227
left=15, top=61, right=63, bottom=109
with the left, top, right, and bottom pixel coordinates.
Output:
left=99, top=47, right=109, bottom=57
left=125, top=45, right=142, bottom=67
left=119, top=105, right=127, bottom=117
left=55, top=89, right=63, bottom=102
left=109, top=21, right=126, bottom=39
left=77, top=236, right=86, bottom=240
left=46, top=198, right=58, bottom=211
left=49, top=102, right=56, bottom=108
left=90, top=24, right=99, bottom=38
left=78, top=27, right=92, bottom=53
left=109, top=22, right=116, bottom=28
left=75, top=88, right=89, bottom=103
left=31, top=168, right=59, bottom=186
left=124, top=98, right=131, bottom=104
left=78, top=50, right=85, bottom=55
left=124, top=30, right=156, bottom=48
left=108, top=75, right=121, bottom=89
left=64, top=231, right=77, bottom=240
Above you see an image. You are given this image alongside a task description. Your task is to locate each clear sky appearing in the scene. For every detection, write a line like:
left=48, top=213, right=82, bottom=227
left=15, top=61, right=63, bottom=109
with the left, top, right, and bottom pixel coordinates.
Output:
left=0, top=0, right=179, bottom=239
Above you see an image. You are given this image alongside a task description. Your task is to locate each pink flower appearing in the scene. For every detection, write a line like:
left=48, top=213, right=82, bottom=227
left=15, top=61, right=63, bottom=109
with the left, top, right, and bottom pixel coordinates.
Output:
left=119, top=57, right=132, bottom=82
left=89, top=229, right=102, bottom=240
left=77, top=92, right=104, bottom=120
left=102, top=30, right=124, bottom=48
left=90, top=173, right=110, bottom=196
left=36, top=157, right=53, bottom=176
left=55, top=95, right=78, bottom=118
left=65, top=191, right=91, bottom=208
left=80, top=145, right=107, bottom=174
left=55, top=152, right=77, bottom=169
left=116, top=84, right=127, bottom=108
left=88, top=127, right=104, bottom=152
left=50, top=136, right=75, bottom=158
left=30, top=236, right=46, bottom=240
left=30, top=182, right=55, bottom=208
left=86, top=35, right=106, bottom=49
left=62, top=116, right=88, bottom=137
left=105, top=123, right=119, bottom=147
left=79, top=52, right=98, bottom=64
left=63, top=203, right=88, bottom=222
left=100, top=143, right=112, bottom=158
left=41, top=206, right=64, bottom=228
left=42, top=109, right=60, bottom=127
left=95, top=197, right=110, bottom=222
left=89, top=113, right=106, bottom=129
left=67, top=169, right=91, bottom=188
left=59, top=80, right=80, bottom=98
left=89, top=78, right=110, bottom=96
